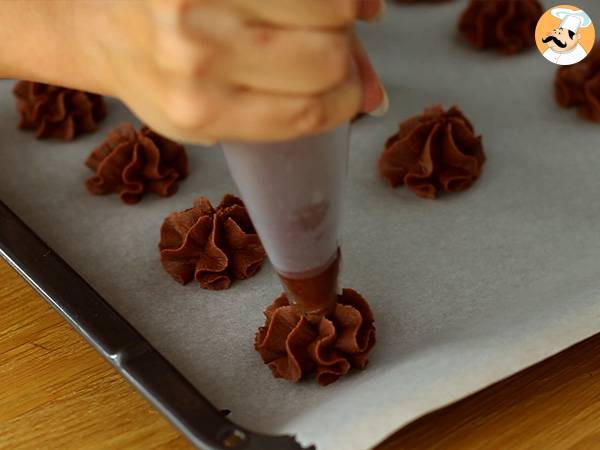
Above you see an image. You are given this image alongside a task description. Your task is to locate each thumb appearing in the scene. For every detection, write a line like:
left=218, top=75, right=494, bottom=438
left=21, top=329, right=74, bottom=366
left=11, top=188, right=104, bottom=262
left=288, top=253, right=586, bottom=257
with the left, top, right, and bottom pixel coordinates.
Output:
left=352, top=33, right=388, bottom=115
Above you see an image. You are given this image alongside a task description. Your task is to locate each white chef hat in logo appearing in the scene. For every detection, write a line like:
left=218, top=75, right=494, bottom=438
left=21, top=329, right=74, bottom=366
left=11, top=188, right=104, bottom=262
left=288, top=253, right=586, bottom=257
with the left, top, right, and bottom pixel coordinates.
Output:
left=551, top=7, right=592, bottom=33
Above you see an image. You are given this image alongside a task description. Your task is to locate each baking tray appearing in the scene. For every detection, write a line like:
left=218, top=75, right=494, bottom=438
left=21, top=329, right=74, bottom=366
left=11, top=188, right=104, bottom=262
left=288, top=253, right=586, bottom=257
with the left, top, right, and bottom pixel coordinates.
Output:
left=3, top=1, right=600, bottom=449
left=0, top=201, right=311, bottom=450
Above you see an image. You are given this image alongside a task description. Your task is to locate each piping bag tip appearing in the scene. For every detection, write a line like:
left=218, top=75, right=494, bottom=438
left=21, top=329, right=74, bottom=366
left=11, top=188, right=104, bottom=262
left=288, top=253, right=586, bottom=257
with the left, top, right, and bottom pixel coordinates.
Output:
left=221, top=123, right=350, bottom=314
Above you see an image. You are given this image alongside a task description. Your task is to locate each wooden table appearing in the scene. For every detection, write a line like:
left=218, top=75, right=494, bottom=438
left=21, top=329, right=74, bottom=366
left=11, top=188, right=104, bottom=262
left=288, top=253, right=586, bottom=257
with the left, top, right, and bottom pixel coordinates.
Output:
left=1, top=258, right=599, bottom=450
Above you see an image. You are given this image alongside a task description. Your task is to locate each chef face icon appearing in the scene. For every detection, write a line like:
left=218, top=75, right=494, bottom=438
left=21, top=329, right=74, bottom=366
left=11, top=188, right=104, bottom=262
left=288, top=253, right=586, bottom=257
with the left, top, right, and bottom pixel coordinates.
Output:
left=542, top=27, right=580, bottom=52
left=535, top=5, right=595, bottom=66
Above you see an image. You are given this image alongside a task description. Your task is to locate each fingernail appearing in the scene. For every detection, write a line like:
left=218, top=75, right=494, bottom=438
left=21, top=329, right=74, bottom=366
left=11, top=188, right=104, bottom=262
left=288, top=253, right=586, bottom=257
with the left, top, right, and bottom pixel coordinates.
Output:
left=365, top=0, right=386, bottom=22
left=369, top=82, right=389, bottom=117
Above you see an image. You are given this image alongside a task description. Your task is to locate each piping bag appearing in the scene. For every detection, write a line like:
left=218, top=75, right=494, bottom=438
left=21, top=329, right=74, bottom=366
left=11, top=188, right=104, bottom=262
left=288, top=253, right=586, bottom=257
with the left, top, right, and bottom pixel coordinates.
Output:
left=221, top=123, right=349, bottom=321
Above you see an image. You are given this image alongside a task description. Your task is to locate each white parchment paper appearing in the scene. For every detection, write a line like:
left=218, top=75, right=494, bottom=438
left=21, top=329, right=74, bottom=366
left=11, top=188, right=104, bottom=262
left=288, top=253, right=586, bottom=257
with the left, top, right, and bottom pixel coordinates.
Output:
left=2, top=1, right=600, bottom=449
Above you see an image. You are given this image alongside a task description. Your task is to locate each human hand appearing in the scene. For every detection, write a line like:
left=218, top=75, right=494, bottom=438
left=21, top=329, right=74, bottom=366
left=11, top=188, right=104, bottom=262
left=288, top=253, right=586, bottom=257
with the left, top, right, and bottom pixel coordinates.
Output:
left=96, top=0, right=386, bottom=144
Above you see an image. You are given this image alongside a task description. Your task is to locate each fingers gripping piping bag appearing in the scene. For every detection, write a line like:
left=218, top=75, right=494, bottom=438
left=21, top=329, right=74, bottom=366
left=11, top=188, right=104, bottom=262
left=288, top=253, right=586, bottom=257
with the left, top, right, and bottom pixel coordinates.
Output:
left=222, top=123, right=349, bottom=322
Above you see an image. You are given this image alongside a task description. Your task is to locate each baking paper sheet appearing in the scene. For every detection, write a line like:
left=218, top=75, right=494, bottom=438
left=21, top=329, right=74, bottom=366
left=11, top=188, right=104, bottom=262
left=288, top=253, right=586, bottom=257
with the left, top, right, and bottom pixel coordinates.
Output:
left=2, top=1, right=600, bottom=449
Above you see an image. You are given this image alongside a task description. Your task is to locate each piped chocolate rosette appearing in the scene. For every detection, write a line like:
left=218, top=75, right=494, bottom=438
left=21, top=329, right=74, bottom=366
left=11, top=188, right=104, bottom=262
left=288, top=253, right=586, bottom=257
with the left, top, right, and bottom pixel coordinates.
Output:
left=459, top=0, right=543, bottom=54
left=379, top=105, right=486, bottom=199
left=13, top=81, right=106, bottom=141
left=159, top=195, right=266, bottom=290
left=255, top=251, right=376, bottom=386
left=85, top=123, right=188, bottom=204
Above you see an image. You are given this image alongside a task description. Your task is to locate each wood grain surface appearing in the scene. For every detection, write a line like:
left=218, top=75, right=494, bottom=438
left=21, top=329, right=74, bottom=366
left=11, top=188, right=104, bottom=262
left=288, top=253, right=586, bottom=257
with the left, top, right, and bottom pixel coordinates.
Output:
left=1, top=258, right=599, bottom=450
